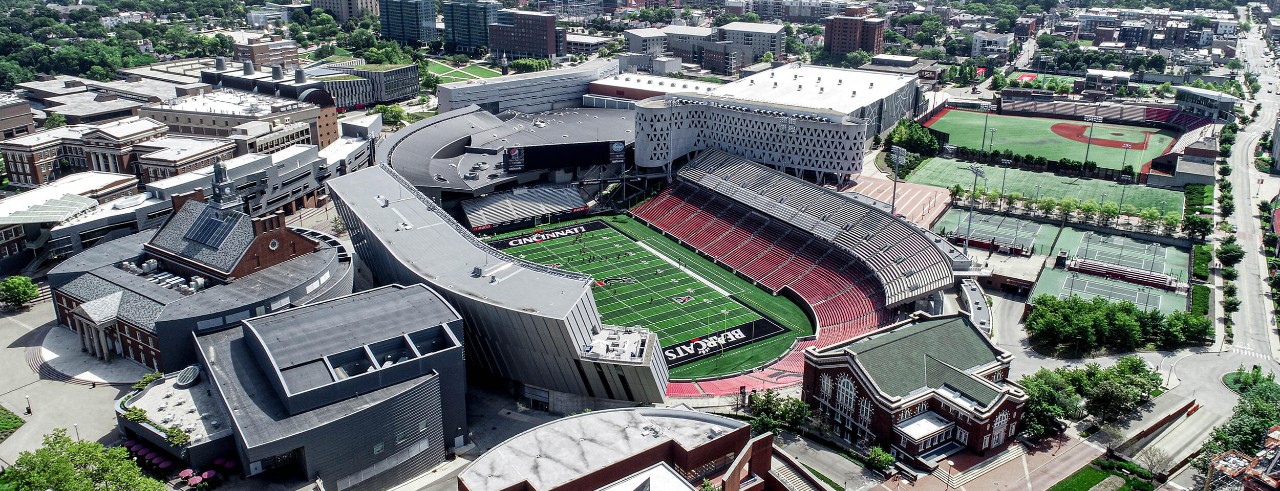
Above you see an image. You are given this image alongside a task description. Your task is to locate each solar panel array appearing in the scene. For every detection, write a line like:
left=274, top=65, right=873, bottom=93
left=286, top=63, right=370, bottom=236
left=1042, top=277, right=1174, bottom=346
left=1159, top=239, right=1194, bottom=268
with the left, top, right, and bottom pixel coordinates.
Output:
left=183, top=207, right=240, bottom=248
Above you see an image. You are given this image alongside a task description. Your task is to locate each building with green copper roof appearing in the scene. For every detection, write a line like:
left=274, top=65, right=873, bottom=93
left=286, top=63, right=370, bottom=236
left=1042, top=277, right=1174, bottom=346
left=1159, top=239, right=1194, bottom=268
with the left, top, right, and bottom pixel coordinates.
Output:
left=802, top=313, right=1027, bottom=470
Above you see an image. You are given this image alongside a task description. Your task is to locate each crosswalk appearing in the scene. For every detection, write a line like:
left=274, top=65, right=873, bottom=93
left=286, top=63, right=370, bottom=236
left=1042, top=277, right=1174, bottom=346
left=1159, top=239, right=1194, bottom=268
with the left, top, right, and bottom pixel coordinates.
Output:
left=1230, top=347, right=1270, bottom=360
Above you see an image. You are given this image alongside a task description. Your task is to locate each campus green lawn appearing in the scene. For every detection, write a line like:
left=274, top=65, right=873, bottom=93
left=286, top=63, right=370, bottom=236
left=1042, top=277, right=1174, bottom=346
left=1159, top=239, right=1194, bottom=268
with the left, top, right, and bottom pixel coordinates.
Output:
left=460, top=64, right=501, bottom=78
left=1046, top=466, right=1111, bottom=491
left=908, top=158, right=1185, bottom=216
left=925, top=110, right=1178, bottom=170
left=498, top=215, right=813, bottom=379
left=427, top=59, right=503, bottom=84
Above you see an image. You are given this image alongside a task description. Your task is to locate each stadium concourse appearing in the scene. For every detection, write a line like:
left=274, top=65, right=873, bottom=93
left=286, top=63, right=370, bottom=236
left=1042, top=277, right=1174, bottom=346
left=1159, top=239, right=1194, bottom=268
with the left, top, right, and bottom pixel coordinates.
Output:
left=644, top=151, right=971, bottom=398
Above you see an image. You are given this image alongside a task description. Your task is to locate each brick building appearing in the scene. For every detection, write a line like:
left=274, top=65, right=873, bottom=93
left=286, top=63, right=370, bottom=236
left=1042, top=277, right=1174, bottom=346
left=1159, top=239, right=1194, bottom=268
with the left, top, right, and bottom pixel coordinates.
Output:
left=138, top=90, right=333, bottom=148
left=0, top=93, right=35, bottom=140
left=48, top=162, right=352, bottom=371
left=312, top=0, right=379, bottom=22
left=487, top=9, right=565, bottom=59
left=232, top=35, right=301, bottom=69
left=823, top=7, right=886, bottom=55
left=803, top=314, right=1028, bottom=468
left=0, top=171, right=138, bottom=273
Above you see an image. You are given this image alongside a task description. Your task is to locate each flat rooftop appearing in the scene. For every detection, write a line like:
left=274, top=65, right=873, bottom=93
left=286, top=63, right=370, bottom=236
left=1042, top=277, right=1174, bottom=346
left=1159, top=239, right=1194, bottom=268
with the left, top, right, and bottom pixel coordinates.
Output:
left=0, top=125, right=89, bottom=147
left=662, top=25, right=718, bottom=36
left=244, top=284, right=460, bottom=393
left=125, top=372, right=234, bottom=446
left=592, top=73, right=720, bottom=95
left=324, top=165, right=595, bottom=318
left=710, top=64, right=916, bottom=114
left=145, top=90, right=314, bottom=117
left=45, top=93, right=143, bottom=117
left=139, top=136, right=233, bottom=162
left=459, top=407, right=745, bottom=491
left=626, top=27, right=665, bottom=38
left=566, top=33, right=612, bottom=44
left=0, top=171, right=133, bottom=225
left=719, top=21, right=784, bottom=33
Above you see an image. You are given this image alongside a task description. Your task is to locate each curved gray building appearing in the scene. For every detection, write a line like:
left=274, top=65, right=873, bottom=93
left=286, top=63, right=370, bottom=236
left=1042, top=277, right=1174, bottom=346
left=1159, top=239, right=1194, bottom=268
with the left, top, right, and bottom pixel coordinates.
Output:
left=327, top=165, right=669, bottom=412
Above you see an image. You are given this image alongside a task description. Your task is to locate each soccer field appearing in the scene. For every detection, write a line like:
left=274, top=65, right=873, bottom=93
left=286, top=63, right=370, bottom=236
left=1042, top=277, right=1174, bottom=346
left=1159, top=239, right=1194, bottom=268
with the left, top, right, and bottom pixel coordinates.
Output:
left=496, top=218, right=807, bottom=379
left=924, top=109, right=1178, bottom=170
left=909, top=158, right=1185, bottom=217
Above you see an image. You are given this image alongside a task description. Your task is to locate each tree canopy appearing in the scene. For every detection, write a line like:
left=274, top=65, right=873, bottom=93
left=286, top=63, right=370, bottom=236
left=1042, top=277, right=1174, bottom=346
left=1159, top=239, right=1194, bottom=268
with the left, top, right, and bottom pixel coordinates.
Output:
left=1026, top=294, right=1210, bottom=354
left=0, top=276, right=38, bottom=310
left=5, top=428, right=164, bottom=491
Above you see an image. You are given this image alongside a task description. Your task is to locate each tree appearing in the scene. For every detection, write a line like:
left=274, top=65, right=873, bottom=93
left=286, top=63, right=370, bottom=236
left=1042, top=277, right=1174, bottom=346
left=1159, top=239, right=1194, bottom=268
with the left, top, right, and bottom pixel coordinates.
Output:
left=1224, top=296, right=1242, bottom=314
left=5, top=428, right=164, bottom=491
left=1227, top=59, right=1245, bottom=71
left=747, top=390, right=810, bottom=436
left=43, top=113, right=66, bottom=129
left=0, top=275, right=38, bottom=310
left=865, top=446, right=895, bottom=471
left=700, top=479, right=719, bottom=491
left=1183, top=215, right=1213, bottom=240
left=1086, top=379, right=1141, bottom=422
left=370, top=104, right=406, bottom=129
left=1101, top=202, right=1120, bottom=223
left=1218, top=240, right=1246, bottom=267
left=949, top=184, right=964, bottom=201
left=421, top=72, right=441, bottom=92
left=314, top=43, right=336, bottom=59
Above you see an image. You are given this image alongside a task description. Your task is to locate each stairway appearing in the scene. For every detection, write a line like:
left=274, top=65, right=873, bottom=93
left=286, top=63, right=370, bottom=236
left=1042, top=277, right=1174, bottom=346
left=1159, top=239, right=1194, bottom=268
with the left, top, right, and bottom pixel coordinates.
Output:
left=770, top=459, right=825, bottom=491
left=932, top=443, right=1026, bottom=488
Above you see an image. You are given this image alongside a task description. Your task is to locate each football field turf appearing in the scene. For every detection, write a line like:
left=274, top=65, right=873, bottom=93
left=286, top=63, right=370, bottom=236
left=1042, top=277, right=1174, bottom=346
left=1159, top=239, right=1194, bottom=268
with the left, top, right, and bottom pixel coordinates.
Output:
left=924, top=109, right=1178, bottom=170
left=496, top=217, right=811, bottom=379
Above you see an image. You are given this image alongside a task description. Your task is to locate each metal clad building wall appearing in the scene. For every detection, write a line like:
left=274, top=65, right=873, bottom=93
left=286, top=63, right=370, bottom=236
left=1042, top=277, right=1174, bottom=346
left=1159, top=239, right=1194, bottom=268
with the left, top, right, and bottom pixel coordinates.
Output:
left=329, top=176, right=668, bottom=405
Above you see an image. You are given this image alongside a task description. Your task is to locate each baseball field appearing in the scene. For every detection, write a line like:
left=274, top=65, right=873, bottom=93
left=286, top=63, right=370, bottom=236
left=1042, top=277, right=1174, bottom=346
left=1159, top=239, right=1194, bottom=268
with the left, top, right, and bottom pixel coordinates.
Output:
left=924, top=109, right=1179, bottom=170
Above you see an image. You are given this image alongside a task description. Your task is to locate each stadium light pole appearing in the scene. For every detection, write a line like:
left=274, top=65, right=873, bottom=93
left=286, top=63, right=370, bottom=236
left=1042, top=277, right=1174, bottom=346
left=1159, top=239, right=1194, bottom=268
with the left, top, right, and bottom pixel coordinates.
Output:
left=1083, top=115, right=1104, bottom=165
left=1120, top=143, right=1132, bottom=171
left=1000, top=158, right=1011, bottom=197
left=979, top=104, right=993, bottom=159
left=890, top=146, right=907, bottom=216
left=988, top=127, right=998, bottom=160
left=965, top=164, right=986, bottom=256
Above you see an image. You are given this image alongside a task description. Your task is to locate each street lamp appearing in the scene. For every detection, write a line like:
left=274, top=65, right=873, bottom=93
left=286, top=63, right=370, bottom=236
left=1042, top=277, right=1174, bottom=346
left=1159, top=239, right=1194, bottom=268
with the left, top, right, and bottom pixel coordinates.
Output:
left=965, top=164, right=987, bottom=256
left=1083, top=115, right=1103, bottom=165
left=24, top=395, right=29, bottom=415
left=890, top=146, right=907, bottom=215
left=944, top=459, right=957, bottom=490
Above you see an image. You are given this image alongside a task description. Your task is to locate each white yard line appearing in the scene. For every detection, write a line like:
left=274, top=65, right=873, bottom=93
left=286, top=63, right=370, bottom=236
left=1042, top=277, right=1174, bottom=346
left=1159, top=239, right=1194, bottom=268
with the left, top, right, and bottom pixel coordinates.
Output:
left=635, top=241, right=731, bottom=297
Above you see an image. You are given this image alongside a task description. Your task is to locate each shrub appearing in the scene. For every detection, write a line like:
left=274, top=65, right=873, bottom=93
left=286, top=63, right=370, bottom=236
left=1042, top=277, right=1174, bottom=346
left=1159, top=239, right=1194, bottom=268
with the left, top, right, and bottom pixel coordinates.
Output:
left=1191, top=285, right=1211, bottom=316
left=1223, top=267, right=1239, bottom=281
left=123, top=407, right=148, bottom=423
left=1193, top=244, right=1213, bottom=280
left=865, top=446, right=895, bottom=471
left=132, top=372, right=162, bottom=391
left=164, top=425, right=189, bottom=446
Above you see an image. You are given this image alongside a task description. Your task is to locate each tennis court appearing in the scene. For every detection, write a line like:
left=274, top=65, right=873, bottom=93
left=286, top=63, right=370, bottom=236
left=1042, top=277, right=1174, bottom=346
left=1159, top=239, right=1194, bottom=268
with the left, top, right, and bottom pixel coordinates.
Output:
left=1055, top=227, right=1189, bottom=281
left=1031, top=267, right=1184, bottom=313
left=923, top=109, right=1178, bottom=170
left=932, top=209, right=1062, bottom=256
left=909, top=158, right=1185, bottom=216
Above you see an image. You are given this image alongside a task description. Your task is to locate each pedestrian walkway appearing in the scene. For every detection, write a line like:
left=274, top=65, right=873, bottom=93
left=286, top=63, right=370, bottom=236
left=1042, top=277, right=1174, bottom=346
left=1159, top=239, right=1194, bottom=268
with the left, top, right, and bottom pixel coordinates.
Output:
left=1229, top=346, right=1271, bottom=360
left=27, top=324, right=148, bottom=386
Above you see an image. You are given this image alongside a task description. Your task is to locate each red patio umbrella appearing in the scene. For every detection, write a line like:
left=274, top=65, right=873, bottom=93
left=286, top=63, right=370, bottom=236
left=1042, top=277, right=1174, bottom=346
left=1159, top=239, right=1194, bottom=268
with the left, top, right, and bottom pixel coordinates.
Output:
left=187, top=476, right=203, bottom=486
left=223, top=460, right=237, bottom=470
left=213, top=458, right=225, bottom=466
left=123, top=439, right=136, bottom=447
left=132, top=446, right=147, bottom=454
left=158, top=461, right=172, bottom=470
left=143, top=451, right=158, bottom=460
left=151, top=456, right=164, bottom=465
left=202, top=470, right=217, bottom=480
left=178, top=469, right=194, bottom=479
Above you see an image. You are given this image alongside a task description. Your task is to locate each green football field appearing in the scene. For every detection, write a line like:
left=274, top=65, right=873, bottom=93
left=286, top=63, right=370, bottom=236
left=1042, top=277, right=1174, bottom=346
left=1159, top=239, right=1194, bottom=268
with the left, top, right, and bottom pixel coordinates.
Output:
left=909, top=158, right=1185, bottom=217
left=497, top=217, right=812, bottom=379
left=925, top=109, right=1179, bottom=170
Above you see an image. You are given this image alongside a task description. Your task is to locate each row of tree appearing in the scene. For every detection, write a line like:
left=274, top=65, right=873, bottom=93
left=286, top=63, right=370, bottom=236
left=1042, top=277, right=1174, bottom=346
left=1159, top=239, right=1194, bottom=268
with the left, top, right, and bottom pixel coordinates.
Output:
left=1026, top=295, right=1212, bottom=354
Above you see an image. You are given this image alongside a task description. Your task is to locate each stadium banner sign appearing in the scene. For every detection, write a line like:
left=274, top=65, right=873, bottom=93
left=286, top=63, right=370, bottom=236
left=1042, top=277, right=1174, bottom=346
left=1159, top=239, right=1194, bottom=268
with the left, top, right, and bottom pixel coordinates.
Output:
left=609, top=140, right=626, bottom=165
left=488, top=220, right=611, bottom=250
left=472, top=223, right=493, bottom=232
left=663, top=319, right=789, bottom=367
left=505, top=147, right=525, bottom=172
